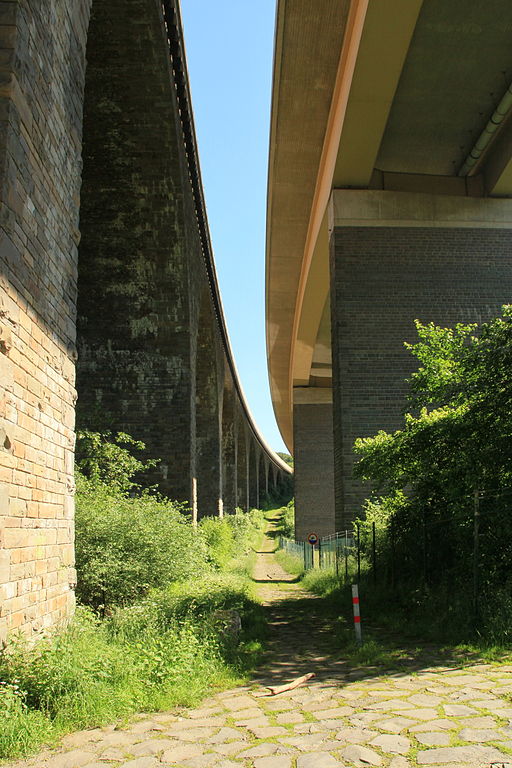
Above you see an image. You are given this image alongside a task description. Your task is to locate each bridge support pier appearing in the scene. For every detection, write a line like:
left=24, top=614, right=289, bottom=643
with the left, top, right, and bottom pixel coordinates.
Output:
left=293, top=387, right=335, bottom=541
left=329, top=189, right=512, bottom=529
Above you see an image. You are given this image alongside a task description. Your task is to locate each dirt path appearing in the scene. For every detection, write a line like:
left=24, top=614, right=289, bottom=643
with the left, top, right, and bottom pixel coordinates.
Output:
left=4, top=517, right=512, bottom=768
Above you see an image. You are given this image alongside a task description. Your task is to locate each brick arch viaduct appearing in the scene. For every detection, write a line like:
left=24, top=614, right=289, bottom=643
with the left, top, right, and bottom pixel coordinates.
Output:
left=0, top=0, right=291, bottom=643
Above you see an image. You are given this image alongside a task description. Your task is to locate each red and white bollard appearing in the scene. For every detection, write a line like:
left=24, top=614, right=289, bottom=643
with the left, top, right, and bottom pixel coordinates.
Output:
left=351, top=584, right=362, bottom=646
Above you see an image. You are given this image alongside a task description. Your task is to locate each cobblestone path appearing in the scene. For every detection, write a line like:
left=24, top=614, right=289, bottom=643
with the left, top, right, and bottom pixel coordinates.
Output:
left=5, top=519, right=512, bottom=768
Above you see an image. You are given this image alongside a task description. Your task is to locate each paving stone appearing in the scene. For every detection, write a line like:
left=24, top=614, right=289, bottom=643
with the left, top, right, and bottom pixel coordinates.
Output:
left=95, top=747, right=126, bottom=760
left=349, top=713, right=383, bottom=727
left=294, top=723, right=328, bottom=734
left=168, top=726, right=216, bottom=741
left=253, top=758, right=293, bottom=768
left=99, top=731, right=141, bottom=747
left=342, top=744, right=382, bottom=766
left=408, top=694, right=442, bottom=707
left=388, top=757, right=411, bottom=768
left=296, top=754, right=341, bottom=768
left=311, top=706, right=353, bottom=719
left=83, top=764, right=113, bottom=768
left=335, top=727, right=379, bottom=744
left=239, top=743, right=279, bottom=757
left=211, top=741, right=248, bottom=756
left=179, top=755, right=219, bottom=768
left=369, top=734, right=411, bottom=754
left=128, top=738, right=177, bottom=756
left=279, top=734, right=327, bottom=751
left=187, top=707, right=223, bottom=719
left=416, top=745, right=509, bottom=764
left=458, top=727, right=505, bottom=742
left=249, top=726, right=289, bottom=738
left=120, top=758, right=161, bottom=768
left=234, top=716, right=269, bottom=727
left=415, top=732, right=451, bottom=746
left=128, top=721, right=166, bottom=734
left=160, top=743, right=205, bottom=762
left=373, top=717, right=418, bottom=733
left=214, top=762, right=242, bottom=768
left=221, top=694, right=256, bottom=711
left=207, top=726, right=245, bottom=743
left=263, top=699, right=295, bottom=711
left=45, top=752, right=97, bottom=768
left=181, top=716, right=227, bottom=727
left=229, top=707, right=261, bottom=720
left=408, top=719, right=456, bottom=733
left=366, top=699, right=411, bottom=711
left=61, top=730, right=104, bottom=748
left=469, top=697, right=504, bottom=709
left=397, top=708, right=439, bottom=721
left=441, top=675, right=485, bottom=686
left=456, top=715, right=498, bottom=728
left=276, top=711, right=305, bottom=724
left=490, top=707, right=512, bottom=718
left=442, top=704, right=477, bottom=717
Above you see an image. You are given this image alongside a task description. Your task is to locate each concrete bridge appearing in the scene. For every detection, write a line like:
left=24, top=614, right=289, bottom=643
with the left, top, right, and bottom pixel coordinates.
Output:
left=0, top=0, right=290, bottom=643
left=266, top=0, right=512, bottom=539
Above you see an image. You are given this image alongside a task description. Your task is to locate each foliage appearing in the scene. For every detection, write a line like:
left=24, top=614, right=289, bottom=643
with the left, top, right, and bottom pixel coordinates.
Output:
left=355, top=307, right=512, bottom=501
left=75, top=430, right=158, bottom=493
left=351, top=306, right=512, bottom=641
left=273, top=500, right=295, bottom=538
left=277, top=452, right=294, bottom=468
left=0, top=431, right=270, bottom=759
left=75, top=473, right=207, bottom=611
left=0, top=589, right=257, bottom=759
left=199, top=517, right=235, bottom=569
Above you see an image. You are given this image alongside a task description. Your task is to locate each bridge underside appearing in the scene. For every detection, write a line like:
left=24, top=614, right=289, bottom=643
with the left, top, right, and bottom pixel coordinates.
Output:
left=267, top=0, right=512, bottom=539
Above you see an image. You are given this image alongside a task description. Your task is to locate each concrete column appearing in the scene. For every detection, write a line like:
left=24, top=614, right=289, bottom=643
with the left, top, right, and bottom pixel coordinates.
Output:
left=329, top=189, right=512, bottom=529
left=293, top=387, right=335, bottom=541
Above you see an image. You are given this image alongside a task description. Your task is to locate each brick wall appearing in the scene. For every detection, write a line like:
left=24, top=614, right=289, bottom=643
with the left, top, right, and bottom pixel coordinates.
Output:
left=293, top=397, right=335, bottom=540
left=330, top=223, right=512, bottom=529
left=0, top=0, right=91, bottom=642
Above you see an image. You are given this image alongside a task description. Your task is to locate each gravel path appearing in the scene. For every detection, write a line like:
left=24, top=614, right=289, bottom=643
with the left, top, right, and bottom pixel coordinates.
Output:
left=4, top=517, right=512, bottom=768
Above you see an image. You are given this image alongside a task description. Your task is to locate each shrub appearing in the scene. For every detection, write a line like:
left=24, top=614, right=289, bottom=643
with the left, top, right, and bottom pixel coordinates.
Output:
left=199, top=517, right=235, bottom=569
left=75, top=474, right=209, bottom=610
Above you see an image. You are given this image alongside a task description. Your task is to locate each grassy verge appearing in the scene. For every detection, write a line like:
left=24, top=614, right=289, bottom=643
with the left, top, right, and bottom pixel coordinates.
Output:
left=0, top=508, right=269, bottom=761
left=274, top=549, right=304, bottom=577
left=298, top=564, right=512, bottom=671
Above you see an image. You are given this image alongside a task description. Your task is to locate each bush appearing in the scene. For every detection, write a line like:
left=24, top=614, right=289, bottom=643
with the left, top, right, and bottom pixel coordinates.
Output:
left=75, top=474, right=208, bottom=611
left=199, top=517, right=235, bottom=569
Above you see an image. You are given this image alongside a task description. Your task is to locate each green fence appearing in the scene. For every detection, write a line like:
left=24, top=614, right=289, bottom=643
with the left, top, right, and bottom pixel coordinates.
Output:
left=279, top=535, right=313, bottom=569
left=280, top=530, right=354, bottom=572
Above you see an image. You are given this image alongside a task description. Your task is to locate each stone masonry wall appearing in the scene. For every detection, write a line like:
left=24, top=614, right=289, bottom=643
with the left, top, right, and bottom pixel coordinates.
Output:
left=76, top=0, right=199, bottom=502
left=330, top=224, right=512, bottom=529
left=0, top=0, right=91, bottom=642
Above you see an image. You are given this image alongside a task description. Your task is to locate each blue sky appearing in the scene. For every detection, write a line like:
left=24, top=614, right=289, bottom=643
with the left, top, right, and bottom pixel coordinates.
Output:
left=180, top=1, right=287, bottom=455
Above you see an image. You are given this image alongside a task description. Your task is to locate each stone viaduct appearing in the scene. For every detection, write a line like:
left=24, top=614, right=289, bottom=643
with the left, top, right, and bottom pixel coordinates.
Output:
left=0, top=0, right=291, bottom=643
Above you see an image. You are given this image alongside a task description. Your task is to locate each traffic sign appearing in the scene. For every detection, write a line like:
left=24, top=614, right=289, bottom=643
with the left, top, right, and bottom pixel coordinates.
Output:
left=307, top=532, right=319, bottom=546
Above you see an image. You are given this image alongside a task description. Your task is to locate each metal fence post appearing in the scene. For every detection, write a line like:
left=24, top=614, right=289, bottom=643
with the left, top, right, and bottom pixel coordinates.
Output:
left=390, top=517, right=395, bottom=588
left=357, top=523, right=361, bottom=582
left=473, top=489, right=480, bottom=624
left=372, top=521, right=376, bottom=586
left=422, top=511, right=427, bottom=586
